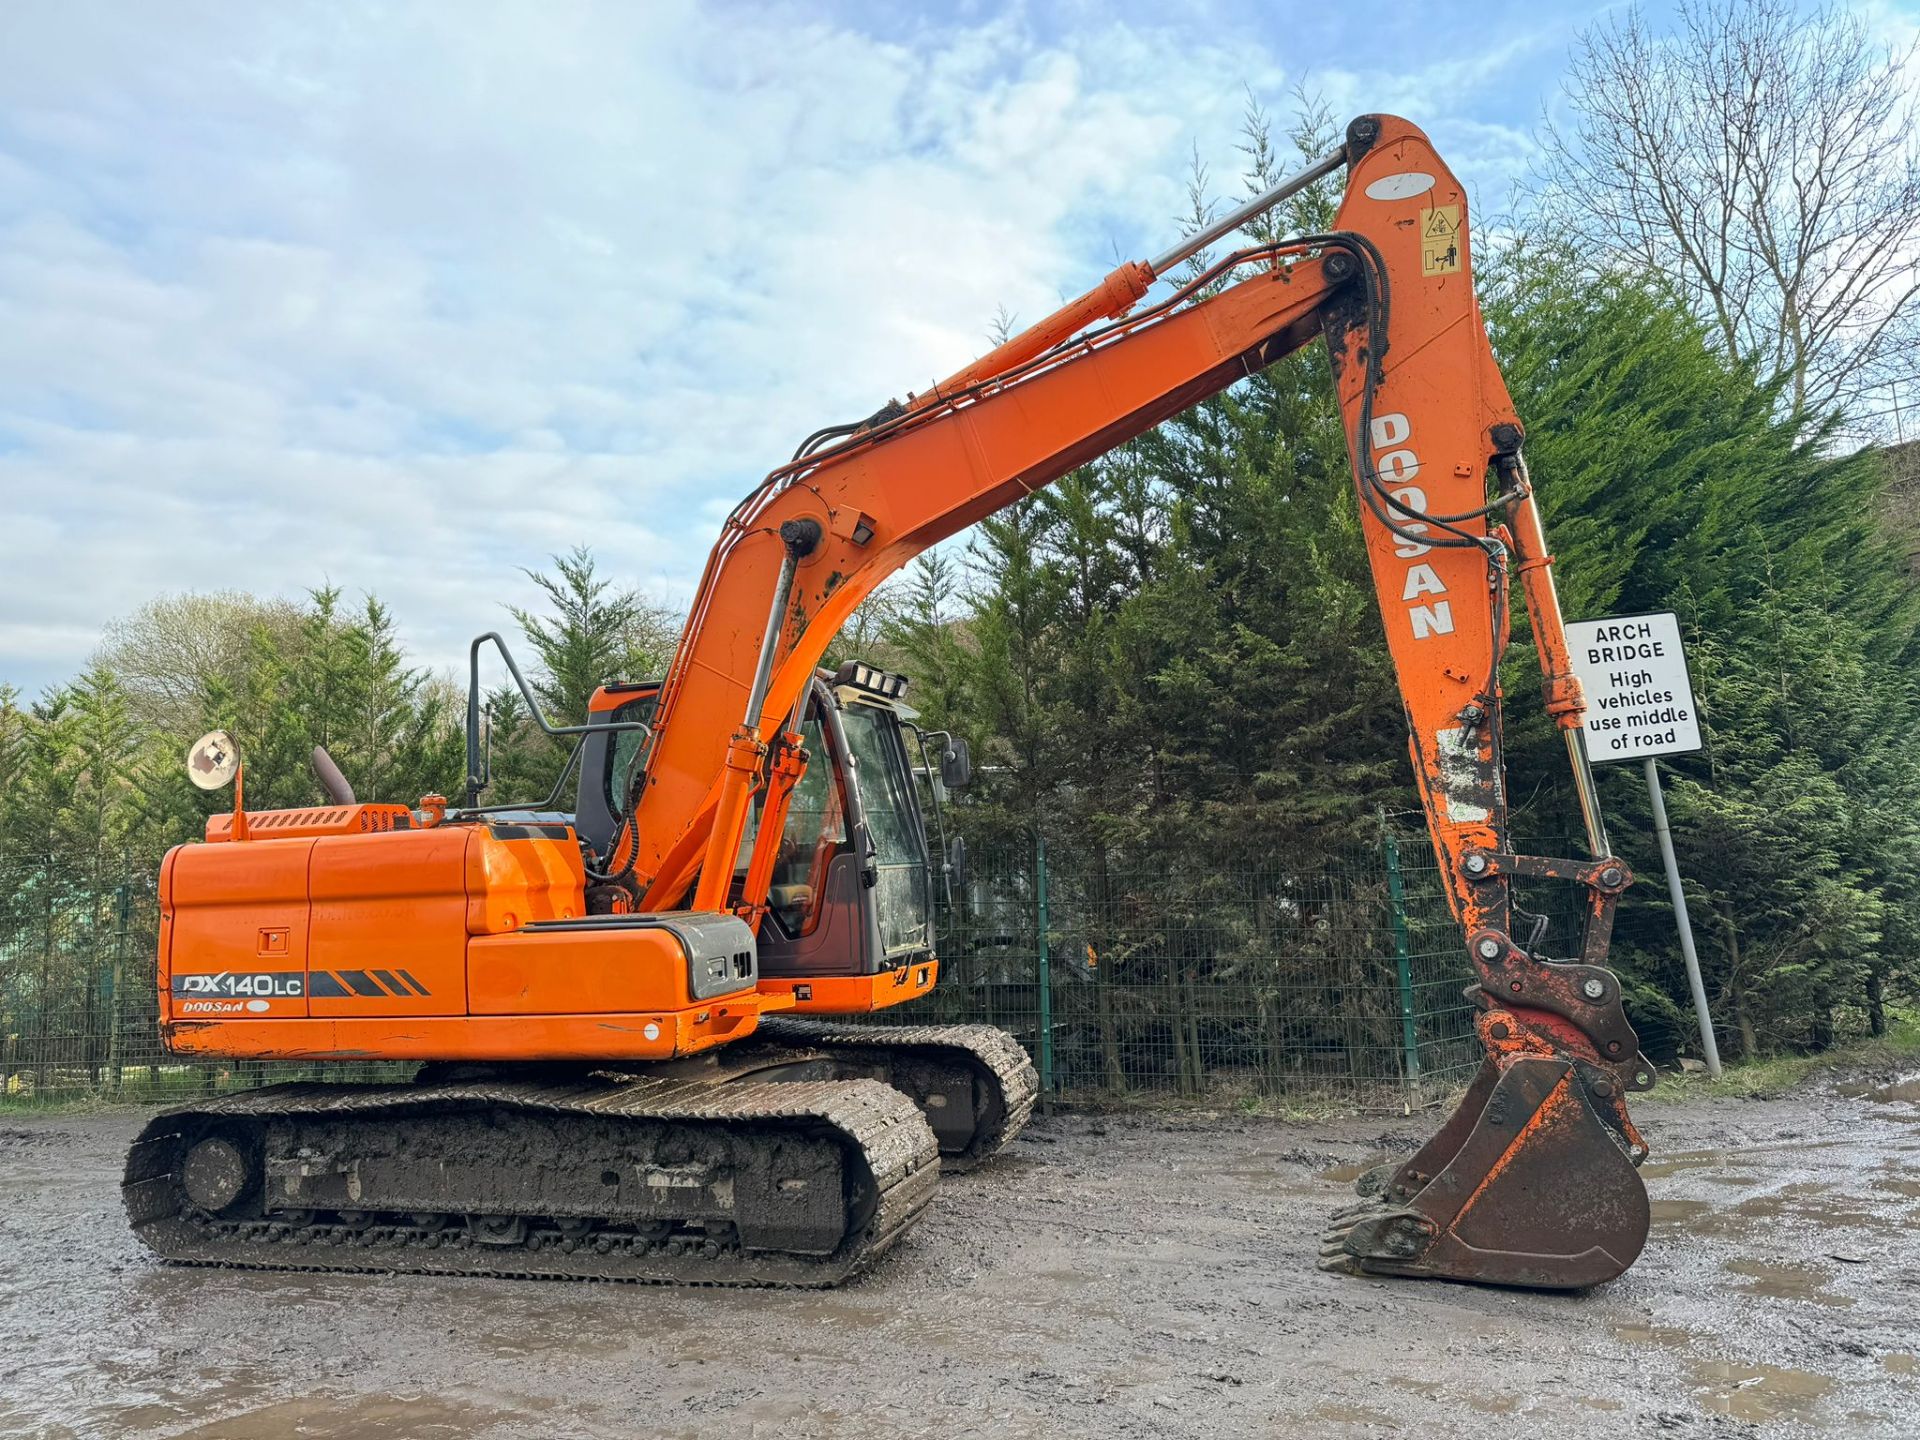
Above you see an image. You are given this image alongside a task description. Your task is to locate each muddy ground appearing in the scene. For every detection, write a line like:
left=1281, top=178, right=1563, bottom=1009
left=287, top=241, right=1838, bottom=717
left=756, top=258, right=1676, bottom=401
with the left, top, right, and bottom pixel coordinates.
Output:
left=1, top=1070, right=1916, bottom=1439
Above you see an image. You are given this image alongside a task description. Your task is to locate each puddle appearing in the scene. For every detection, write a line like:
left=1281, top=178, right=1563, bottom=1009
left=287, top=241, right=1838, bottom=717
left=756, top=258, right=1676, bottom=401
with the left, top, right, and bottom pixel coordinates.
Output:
left=1612, top=1321, right=1694, bottom=1348
left=1883, top=1353, right=1918, bottom=1375
left=1220, top=1163, right=1324, bottom=1190
left=0, top=1402, right=77, bottom=1440
left=1670, top=1178, right=1890, bottom=1229
left=1645, top=1137, right=1859, bottom=1174
left=1873, top=1177, right=1920, bottom=1198
left=1646, top=1197, right=1743, bottom=1238
left=1221, top=1175, right=1328, bottom=1198
left=87, top=1372, right=277, bottom=1437
left=1375, top=1378, right=1525, bottom=1414
left=1464, top=1392, right=1524, bottom=1415
left=1219, top=1152, right=1384, bottom=1190
left=1842, top=1073, right=1920, bottom=1103
left=1691, top=1358, right=1832, bottom=1422
left=1724, top=1257, right=1854, bottom=1308
left=1639, top=1150, right=1723, bottom=1179
left=1650, top=1198, right=1712, bottom=1226
left=123, top=1394, right=497, bottom=1439
left=1730, top=1189, right=1887, bottom=1228
left=1316, top=1161, right=1370, bottom=1183
left=479, top=1299, right=696, bottom=1360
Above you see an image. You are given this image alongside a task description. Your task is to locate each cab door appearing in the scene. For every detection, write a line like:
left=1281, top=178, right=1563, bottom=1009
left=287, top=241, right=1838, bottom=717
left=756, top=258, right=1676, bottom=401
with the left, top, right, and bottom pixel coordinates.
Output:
left=835, top=700, right=934, bottom=962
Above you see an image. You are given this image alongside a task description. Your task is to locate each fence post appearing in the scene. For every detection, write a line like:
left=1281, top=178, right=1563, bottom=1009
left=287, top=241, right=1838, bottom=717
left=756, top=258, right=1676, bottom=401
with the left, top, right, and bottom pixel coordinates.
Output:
left=1035, top=832, right=1053, bottom=1103
left=1381, top=820, right=1420, bottom=1083
left=107, top=881, right=130, bottom=1093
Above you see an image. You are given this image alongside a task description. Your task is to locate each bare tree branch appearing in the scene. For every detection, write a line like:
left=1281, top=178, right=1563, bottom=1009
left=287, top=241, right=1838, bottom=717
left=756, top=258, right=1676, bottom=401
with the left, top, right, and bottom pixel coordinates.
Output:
left=1530, top=0, right=1920, bottom=432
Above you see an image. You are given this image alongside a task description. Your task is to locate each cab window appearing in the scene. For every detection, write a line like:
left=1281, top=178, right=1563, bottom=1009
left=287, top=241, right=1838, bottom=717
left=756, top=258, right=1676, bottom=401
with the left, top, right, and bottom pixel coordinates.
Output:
left=604, top=695, right=657, bottom=817
left=766, top=719, right=846, bottom=937
left=839, top=704, right=931, bottom=956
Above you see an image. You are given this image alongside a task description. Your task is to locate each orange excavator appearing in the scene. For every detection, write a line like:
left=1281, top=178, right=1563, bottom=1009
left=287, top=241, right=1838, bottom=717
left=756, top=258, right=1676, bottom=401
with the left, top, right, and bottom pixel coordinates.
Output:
left=125, top=114, right=1653, bottom=1290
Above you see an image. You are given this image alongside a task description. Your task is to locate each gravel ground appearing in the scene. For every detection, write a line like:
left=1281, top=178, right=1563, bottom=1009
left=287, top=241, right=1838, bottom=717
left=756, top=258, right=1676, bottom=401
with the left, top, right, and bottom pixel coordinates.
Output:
left=1, top=1067, right=1916, bottom=1439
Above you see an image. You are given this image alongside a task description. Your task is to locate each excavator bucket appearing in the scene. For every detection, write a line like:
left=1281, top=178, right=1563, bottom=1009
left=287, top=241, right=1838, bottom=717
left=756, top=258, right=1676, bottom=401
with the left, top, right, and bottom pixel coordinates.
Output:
left=1320, top=1048, right=1650, bottom=1290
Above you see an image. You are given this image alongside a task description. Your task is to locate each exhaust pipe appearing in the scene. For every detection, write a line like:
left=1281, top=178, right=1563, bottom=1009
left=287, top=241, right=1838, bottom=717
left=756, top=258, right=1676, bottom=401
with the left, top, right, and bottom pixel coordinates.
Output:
left=311, top=746, right=357, bottom=806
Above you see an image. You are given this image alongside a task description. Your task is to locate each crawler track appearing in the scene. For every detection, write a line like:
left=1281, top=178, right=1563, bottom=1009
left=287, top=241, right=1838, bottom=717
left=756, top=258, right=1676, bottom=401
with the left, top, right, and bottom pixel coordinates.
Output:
left=754, top=1018, right=1038, bottom=1170
left=122, top=1074, right=939, bottom=1286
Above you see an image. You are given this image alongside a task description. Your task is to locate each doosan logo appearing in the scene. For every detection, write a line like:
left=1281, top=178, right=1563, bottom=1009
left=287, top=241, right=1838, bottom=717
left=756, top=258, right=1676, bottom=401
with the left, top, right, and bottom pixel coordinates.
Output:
left=1368, top=412, right=1454, bottom=640
left=178, top=995, right=278, bottom=1015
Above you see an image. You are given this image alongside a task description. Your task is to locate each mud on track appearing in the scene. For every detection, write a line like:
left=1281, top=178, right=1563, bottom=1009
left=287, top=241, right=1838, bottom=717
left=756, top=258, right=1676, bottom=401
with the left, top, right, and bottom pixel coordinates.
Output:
left=2, top=1070, right=1916, bottom=1438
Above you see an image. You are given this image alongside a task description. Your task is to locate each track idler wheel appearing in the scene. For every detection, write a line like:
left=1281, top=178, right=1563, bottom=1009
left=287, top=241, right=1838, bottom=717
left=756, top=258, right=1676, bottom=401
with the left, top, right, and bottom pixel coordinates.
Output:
left=180, top=1136, right=251, bottom=1214
left=1321, top=1055, right=1649, bottom=1290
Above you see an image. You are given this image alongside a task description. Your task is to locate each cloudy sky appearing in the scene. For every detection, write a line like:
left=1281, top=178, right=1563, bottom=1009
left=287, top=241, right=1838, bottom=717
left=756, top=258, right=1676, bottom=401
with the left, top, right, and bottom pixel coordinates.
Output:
left=0, top=0, right=1899, bottom=695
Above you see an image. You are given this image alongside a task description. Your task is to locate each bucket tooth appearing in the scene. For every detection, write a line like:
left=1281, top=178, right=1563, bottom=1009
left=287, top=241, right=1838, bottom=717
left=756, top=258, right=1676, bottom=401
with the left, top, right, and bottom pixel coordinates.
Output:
left=1325, top=1056, right=1649, bottom=1290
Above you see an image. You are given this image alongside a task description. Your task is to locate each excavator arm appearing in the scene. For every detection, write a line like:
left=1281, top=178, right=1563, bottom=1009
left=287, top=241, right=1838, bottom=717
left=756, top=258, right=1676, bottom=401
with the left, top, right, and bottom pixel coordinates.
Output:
left=623, top=113, right=1652, bottom=1288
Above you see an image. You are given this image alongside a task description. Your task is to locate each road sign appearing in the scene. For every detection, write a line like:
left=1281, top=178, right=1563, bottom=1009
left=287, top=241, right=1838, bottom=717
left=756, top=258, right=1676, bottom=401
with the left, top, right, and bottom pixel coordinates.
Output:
left=1564, top=611, right=1701, bottom=764
left=1566, top=610, right=1722, bottom=1076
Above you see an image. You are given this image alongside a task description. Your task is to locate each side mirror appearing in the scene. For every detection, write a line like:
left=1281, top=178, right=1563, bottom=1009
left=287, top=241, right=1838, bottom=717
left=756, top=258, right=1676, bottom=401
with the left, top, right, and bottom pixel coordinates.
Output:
left=186, top=730, right=239, bottom=791
left=947, top=835, right=970, bottom=896
left=940, top=736, right=973, bottom=790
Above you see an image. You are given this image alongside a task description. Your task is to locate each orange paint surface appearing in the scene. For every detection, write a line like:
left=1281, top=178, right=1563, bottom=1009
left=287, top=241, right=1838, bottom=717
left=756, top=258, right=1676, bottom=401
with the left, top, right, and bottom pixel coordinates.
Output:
left=760, top=962, right=939, bottom=1014
left=470, top=927, right=705, bottom=1016
left=162, top=1007, right=762, bottom=1063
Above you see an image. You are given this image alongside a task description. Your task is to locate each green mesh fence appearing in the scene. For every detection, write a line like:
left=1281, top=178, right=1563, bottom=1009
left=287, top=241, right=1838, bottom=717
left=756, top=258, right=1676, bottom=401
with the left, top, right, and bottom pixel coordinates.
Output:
left=874, top=833, right=1483, bottom=1109
left=0, top=823, right=1587, bottom=1110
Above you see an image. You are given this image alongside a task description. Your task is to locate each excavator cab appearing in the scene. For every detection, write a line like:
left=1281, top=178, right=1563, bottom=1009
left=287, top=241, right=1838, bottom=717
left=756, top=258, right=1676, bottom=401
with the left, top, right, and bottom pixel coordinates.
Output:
left=575, top=661, right=944, bottom=993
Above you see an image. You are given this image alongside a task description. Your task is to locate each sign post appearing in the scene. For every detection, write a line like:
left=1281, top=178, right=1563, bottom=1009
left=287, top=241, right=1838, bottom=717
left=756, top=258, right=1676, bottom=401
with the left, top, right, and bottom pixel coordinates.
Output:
left=1564, top=612, right=1722, bottom=1078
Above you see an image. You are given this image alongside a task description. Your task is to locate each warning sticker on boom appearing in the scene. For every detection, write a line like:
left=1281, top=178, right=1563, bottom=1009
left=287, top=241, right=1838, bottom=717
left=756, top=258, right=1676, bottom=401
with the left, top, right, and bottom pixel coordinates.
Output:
left=1421, top=204, right=1462, bottom=276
